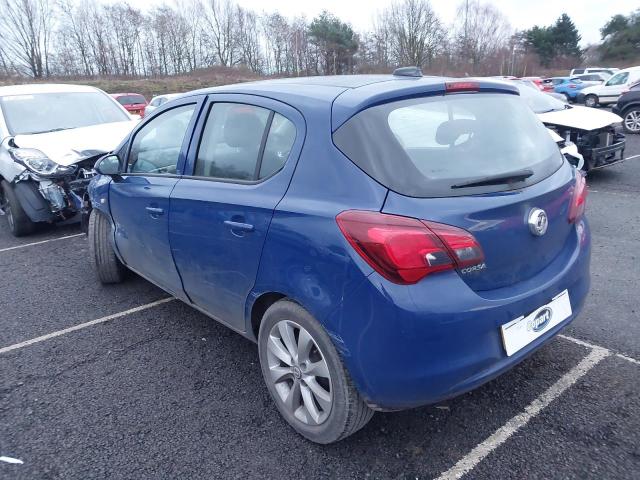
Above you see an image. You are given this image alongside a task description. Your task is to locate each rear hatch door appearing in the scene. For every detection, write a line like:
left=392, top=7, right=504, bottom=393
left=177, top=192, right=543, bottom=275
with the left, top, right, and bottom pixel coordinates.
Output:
left=333, top=83, right=577, bottom=291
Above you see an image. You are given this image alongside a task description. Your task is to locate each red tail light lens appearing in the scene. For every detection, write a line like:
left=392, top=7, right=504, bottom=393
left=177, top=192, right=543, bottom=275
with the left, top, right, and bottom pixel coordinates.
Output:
left=569, top=84, right=577, bottom=89
left=336, top=211, right=484, bottom=284
left=445, top=81, right=479, bottom=93
left=568, top=173, right=587, bottom=223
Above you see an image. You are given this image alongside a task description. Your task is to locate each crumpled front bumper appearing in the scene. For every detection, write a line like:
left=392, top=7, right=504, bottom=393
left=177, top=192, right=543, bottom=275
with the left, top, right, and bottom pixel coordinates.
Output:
left=582, top=133, right=625, bottom=170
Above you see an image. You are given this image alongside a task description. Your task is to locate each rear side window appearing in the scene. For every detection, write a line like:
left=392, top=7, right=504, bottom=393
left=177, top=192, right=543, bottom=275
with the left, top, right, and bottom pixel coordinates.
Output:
left=195, top=103, right=295, bottom=181
left=333, top=93, right=563, bottom=197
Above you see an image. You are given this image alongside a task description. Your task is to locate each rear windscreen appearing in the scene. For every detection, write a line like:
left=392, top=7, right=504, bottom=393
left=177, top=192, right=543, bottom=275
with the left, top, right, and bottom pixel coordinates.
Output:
left=333, top=93, right=563, bottom=197
left=117, top=95, right=146, bottom=105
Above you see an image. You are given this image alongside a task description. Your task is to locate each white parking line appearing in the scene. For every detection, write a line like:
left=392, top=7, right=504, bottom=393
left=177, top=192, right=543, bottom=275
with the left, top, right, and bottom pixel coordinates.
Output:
left=0, top=298, right=174, bottom=354
left=625, top=154, right=640, bottom=160
left=0, top=456, right=23, bottom=465
left=0, top=233, right=84, bottom=253
left=560, top=334, right=640, bottom=365
left=434, top=345, right=610, bottom=480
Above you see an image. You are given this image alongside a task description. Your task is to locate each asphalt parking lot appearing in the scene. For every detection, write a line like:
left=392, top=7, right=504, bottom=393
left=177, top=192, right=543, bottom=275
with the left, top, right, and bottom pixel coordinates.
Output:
left=1, top=137, right=639, bottom=480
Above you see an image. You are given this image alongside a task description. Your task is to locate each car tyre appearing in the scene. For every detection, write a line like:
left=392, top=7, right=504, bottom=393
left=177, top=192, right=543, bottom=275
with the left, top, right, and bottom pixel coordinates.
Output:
left=584, top=94, right=598, bottom=108
left=258, top=299, right=373, bottom=444
left=622, top=107, right=640, bottom=134
left=88, top=210, right=127, bottom=284
left=563, top=93, right=572, bottom=103
left=0, top=180, right=36, bottom=237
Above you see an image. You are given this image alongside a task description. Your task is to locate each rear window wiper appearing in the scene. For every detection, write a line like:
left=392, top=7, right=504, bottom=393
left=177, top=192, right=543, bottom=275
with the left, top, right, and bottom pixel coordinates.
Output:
left=451, top=168, right=534, bottom=189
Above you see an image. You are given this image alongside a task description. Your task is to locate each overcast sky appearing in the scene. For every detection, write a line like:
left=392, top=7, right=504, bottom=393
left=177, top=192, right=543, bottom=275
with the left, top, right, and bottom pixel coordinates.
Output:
left=123, top=0, right=637, bottom=46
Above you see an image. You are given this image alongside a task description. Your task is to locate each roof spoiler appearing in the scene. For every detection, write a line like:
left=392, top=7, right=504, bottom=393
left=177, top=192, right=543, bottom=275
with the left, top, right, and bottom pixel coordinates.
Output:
left=393, top=66, right=423, bottom=78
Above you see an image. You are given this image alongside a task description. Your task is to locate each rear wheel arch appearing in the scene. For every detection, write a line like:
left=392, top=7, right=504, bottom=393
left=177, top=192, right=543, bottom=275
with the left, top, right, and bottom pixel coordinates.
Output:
left=249, top=291, right=287, bottom=340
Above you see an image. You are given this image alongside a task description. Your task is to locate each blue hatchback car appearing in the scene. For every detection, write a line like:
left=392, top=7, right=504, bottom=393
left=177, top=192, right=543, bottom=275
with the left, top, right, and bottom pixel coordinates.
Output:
left=88, top=72, right=591, bottom=444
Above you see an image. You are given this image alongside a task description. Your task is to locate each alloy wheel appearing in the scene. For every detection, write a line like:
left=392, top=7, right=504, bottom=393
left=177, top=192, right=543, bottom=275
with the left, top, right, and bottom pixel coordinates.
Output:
left=266, top=320, right=332, bottom=426
left=585, top=95, right=597, bottom=108
left=624, top=110, right=640, bottom=133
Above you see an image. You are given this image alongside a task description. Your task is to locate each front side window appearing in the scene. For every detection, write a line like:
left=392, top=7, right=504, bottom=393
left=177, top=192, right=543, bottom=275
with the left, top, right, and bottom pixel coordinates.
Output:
left=195, top=103, right=296, bottom=181
left=606, top=73, right=629, bottom=86
left=0, top=91, right=129, bottom=135
left=128, top=104, right=195, bottom=174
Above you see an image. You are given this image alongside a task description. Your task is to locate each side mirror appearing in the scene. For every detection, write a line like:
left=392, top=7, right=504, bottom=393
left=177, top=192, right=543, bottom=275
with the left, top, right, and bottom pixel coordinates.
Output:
left=94, top=154, right=121, bottom=176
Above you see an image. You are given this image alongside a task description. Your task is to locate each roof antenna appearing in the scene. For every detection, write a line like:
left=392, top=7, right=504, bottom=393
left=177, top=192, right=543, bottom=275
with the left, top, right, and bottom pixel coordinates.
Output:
left=393, top=66, right=423, bottom=78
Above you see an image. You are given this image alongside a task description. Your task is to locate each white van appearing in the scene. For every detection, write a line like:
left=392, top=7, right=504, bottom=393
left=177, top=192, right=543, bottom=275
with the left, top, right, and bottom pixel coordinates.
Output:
left=569, top=67, right=618, bottom=77
left=578, top=66, right=640, bottom=107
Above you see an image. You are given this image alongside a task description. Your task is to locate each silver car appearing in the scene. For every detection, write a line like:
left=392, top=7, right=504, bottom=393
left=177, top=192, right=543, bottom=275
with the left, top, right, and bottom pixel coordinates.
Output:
left=0, top=84, right=137, bottom=236
left=144, top=93, right=182, bottom=117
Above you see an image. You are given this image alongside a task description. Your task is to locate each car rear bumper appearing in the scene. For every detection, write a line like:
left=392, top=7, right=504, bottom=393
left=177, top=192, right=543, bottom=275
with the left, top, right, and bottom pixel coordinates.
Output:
left=325, top=219, right=591, bottom=410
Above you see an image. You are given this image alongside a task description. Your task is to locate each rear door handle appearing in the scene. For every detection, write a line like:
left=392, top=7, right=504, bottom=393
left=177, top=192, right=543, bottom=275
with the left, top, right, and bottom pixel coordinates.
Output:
left=224, top=220, right=254, bottom=232
left=145, top=206, right=164, bottom=216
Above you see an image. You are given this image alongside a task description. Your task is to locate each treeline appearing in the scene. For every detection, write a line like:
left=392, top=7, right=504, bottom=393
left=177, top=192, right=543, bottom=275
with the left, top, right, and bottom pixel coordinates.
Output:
left=0, top=0, right=614, bottom=81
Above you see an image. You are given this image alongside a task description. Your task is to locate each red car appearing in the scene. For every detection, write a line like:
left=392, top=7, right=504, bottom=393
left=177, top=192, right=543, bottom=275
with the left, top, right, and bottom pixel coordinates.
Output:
left=111, top=93, right=147, bottom=116
left=522, top=77, right=545, bottom=91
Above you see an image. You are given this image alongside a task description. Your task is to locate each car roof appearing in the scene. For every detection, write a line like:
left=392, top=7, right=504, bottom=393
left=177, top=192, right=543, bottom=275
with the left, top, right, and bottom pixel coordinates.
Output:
left=185, top=74, right=518, bottom=130
left=0, top=83, right=103, bottom=97
left=617, top=66, right=640, bottom=73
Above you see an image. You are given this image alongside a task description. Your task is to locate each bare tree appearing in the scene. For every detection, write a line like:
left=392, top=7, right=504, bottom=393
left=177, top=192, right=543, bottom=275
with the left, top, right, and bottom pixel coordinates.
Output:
left=203, top=0, right=237, bottom=66
left=453, top=0, right=511, bottom=71
left=0, top=0, right=55, bottom=77
left=384, top=0, right=445, bottom=68
left=235, top=6, right=262, bottom=73
left=57, top=0, right=94, bottom=76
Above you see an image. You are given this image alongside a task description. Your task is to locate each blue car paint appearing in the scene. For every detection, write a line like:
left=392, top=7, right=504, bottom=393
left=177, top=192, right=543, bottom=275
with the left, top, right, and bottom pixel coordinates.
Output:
left=554, top=78, right=587, bottom=99
left=90, top=75, right=591, bottom=411
left=169, top=94, right=308, bottom=331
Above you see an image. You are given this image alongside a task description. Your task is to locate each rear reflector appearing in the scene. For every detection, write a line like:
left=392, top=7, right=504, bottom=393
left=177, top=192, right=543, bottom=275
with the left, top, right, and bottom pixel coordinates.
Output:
left=336, top=211, right=484, bottom=284
left=568, top=172, right=587, bottom=223
left=445, top=81, right=480, bottom=93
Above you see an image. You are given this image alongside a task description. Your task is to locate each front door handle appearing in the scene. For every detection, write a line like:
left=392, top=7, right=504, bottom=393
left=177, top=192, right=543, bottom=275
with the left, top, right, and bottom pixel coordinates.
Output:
left=145, top=206, right=164, bottom=216
left=224, top=220, right=254, bottom=232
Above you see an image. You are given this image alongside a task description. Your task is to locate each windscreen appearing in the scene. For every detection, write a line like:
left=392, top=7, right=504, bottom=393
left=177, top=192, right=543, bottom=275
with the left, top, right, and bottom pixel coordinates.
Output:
left=333, top=93, right=563, bottom=197
left=513, top=83, right=566, bottom=113
left=0, top=92, right=130, bottom=135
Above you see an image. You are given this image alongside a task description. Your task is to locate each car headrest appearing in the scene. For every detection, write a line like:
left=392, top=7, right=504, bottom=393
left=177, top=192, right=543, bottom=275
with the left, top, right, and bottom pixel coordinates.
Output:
left=224, top=109, right=264, bottom=148
left=435, top=119, right=477, bottom=146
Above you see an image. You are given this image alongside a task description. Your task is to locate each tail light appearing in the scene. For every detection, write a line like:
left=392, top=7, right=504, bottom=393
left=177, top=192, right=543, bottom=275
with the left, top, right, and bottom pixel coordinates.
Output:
left=336, top=211, right=484, bottom=284
left=569, top=84, right=577, bottom=89
left=568, top=173, right=587, bottom=223
left=445, top=81, right=479, bottom=93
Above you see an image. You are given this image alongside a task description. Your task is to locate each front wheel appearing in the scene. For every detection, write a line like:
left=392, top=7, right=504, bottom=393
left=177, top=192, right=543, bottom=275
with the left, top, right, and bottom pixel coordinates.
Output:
left=622, top=108, right=640, bottom=134
left=0, top=180, right=36, bottom=237
left=584, top=94, right=598, bottom=108
left=88, top=210, right=127, bottom=284
left=258, top=300, right=373, bottom=444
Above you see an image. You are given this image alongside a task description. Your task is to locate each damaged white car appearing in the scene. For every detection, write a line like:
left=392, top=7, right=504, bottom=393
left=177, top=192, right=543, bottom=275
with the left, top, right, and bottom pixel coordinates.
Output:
left=511, top=80, right=626, bottom=171
left=0, top=84, right=137, bottom=236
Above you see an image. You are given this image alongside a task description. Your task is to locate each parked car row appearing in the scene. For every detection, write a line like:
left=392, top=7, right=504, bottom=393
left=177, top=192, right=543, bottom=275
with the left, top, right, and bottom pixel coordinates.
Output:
left=578, top=66, right=640, bottom=108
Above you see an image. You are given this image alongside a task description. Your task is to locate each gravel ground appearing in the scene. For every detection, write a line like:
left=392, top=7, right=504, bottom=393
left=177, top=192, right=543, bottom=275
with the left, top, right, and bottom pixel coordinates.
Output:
left=0, top=135, right=638, bottom=480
